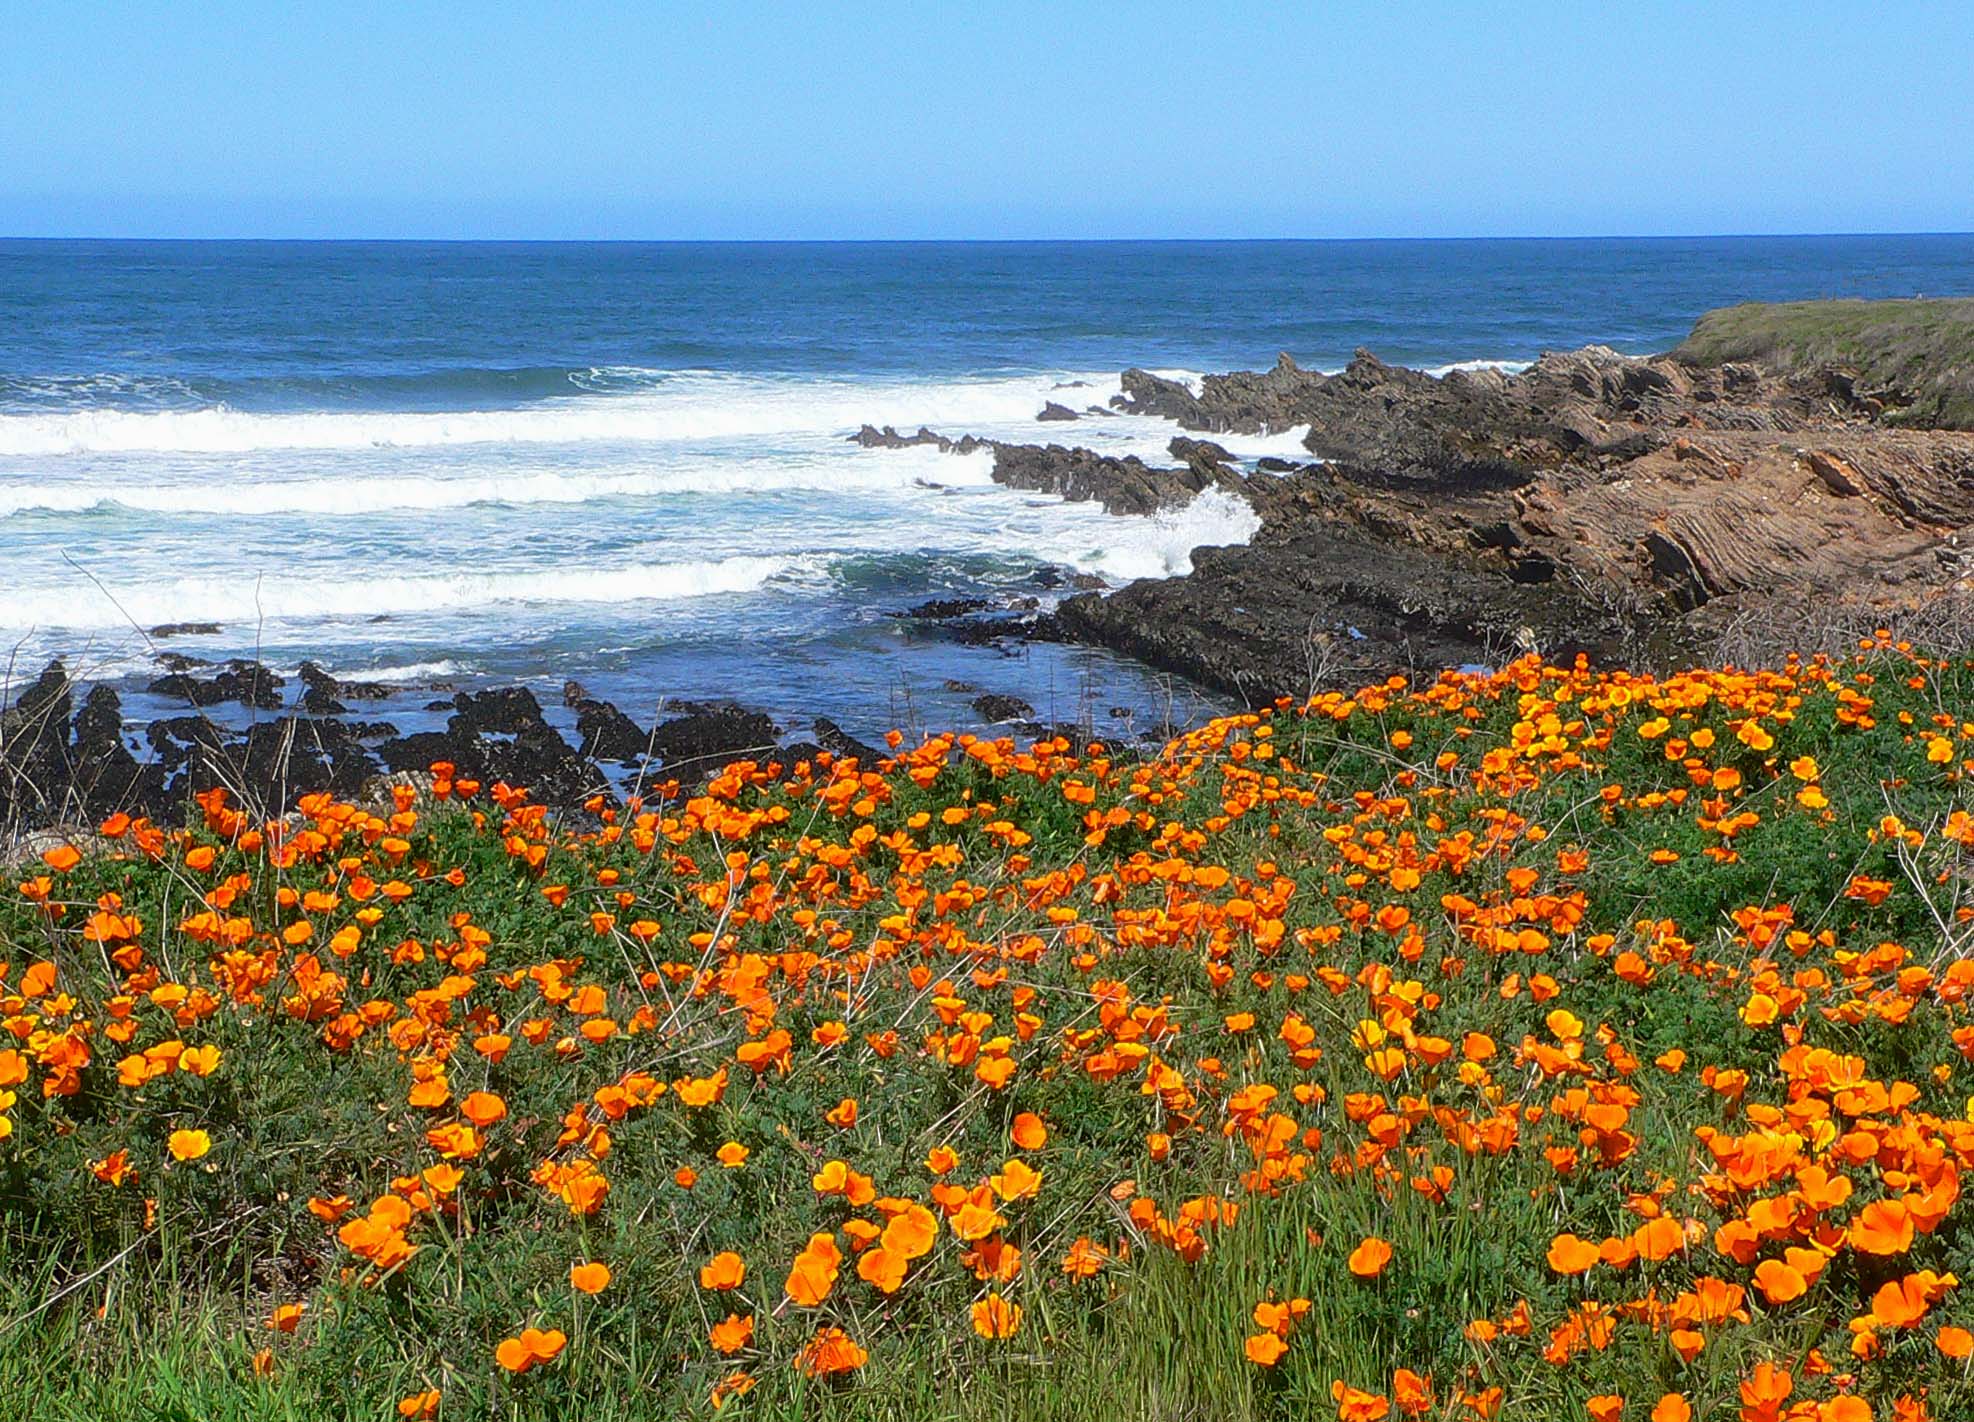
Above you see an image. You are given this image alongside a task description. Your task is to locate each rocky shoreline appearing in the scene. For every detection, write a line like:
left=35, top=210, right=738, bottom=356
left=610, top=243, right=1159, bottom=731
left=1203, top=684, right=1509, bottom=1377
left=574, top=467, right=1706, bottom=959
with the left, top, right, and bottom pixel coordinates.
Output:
left=9, top=298, right=1974, bottom=834
left=906, top=302, right=1974, bottom=703
left=0, top=645, right=1153, bottom=835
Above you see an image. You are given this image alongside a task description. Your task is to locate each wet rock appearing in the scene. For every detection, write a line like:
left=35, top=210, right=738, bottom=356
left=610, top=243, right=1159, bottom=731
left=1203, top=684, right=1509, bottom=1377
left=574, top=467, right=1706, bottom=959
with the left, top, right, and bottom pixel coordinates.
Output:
left=212, top=717, right=381, bottom=805
left=148, top=674, right=227, bottom=708
left=1169, top=436, right=1238, bottom=472
left=1114, top=368, right=1207, bottom=423
left=69, top=686, right=164, bottom=819
left=850, top=425, right=988, bottom=454
left=574, top=698, right=650, bottom=763
left=902, top=596, right=992, bottom=620
left=911, top=612, right=1026, bottom=647
left=450, top=687, right=548, bottom=737
left=972, top=693, right=1035, bottom=722
left=298, top=662, right=347, bottom=716
left=150, top=622, right=222, bottom=638
left=378, top=731, right=474, bottom=779
left=0, top=661, right=75, bottom=825
left=563, top=679, right=589, bottom=708
left=649, top=704, right=780, bottom=780
left=1037, top=401, right=1080, bottom=421
left=989, top=443, right=1236, bottom=517
left=148, top=660, right=285, bottom=711
left=147, top=716, right=210, bottom=767
left=812, top=716, right=883, bottom=763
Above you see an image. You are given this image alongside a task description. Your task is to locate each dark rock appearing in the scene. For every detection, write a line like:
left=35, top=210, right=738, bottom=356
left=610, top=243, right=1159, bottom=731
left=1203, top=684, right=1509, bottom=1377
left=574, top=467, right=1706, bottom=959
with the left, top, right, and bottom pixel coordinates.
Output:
left=150, top=622, right=222, bottom=638
left=972, top=694, right=1035, bottom=722
left=68, top=685, right=163, bottom=819
left=942, top=679, right=978, bottom=693
left=148, top=660, right=285, bottom=711
left=902, top=596, right=992, bottom=620
left=147, top=673, right=226, bottom=707
left=378, top=731, right=474, bottom=778
left=298, top=662, right=347, bottom=716
left=1037, top=401, right=1080, bottom=421
left=1115, top=368, right=1207, bottom=424
left=812, top=716, right=882, bottom=763
left=210, top=717, right=380, bottom=804
left=1071, top=573, right=1107, bottom=590
left=574, top=698, right=650, bottom=763
left=1028, top=567, right=1064, bottom=588
left=0, top=662, right=74, bottom=824
left=1050, top=529, right=1619, bottom=706
left=450, top=687, right=547, bottom=737
left=649, top=704, right=781, bottom=780
left=147, top=716, right=209, bottom=766
left=563, top=679, right=589, bottom=708
left=989, top=443, right=1237, bottom=517
left=850, top=425, right=989, bottom=454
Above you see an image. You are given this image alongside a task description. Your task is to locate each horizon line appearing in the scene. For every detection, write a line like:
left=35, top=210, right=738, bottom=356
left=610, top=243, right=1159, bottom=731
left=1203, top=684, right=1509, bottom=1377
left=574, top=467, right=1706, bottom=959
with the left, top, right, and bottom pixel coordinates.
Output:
left=5, top=229, right=1974, bottom=246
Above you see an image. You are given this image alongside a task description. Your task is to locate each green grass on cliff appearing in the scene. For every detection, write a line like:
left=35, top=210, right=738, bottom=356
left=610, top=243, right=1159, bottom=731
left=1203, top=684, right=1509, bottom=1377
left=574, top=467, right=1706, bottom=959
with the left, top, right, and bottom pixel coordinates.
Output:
left=1675, top=295, right=1974, bottom=428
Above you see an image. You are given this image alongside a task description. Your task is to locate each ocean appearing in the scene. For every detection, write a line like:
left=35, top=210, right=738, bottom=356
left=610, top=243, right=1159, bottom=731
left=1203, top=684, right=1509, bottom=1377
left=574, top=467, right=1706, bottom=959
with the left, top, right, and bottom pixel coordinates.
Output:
left=4, top=235, right=1972, bottom=744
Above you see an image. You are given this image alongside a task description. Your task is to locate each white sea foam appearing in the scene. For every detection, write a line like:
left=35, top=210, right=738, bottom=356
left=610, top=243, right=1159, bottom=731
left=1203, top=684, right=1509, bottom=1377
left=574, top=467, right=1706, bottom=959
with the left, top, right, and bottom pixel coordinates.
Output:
left=1025, top=486, right=1262, bottom=582
left=0, top=554, right=801, bottom=631
left=0, top=445, right=997, bottom=519
left=0, top=370, right=1131, bottom=457
left=1424, top=358, right=1532, bottom=377
left=316, top=659, right=468, bottom=684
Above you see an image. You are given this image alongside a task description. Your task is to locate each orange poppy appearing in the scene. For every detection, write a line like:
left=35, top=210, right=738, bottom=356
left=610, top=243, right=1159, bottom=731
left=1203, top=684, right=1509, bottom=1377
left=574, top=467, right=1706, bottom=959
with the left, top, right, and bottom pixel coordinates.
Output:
left=1546, top=1234, right=1600, bottom=1274
left=971, top=1293, right=1023, bottom=1340
left=1331, top=1379, right=1392, bottom=1422
left=1245, top=1333, right=1288, bottom=1367
left=709, top=1313, right=754, bottom=1356
left=1348, top=1237, right=1393, bottom=1279
left=458, top=1092, right=507, bottom=1128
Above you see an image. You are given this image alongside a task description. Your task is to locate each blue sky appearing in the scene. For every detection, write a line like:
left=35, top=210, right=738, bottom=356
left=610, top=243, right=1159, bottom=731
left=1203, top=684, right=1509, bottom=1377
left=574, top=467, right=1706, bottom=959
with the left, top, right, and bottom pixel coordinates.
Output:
left=5, top=1, right=1971, bottom=239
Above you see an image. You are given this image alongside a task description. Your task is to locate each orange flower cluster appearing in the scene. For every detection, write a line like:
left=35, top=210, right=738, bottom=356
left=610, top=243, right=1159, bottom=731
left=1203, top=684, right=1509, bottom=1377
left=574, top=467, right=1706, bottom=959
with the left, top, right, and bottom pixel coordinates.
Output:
left=8, top=640, right=1974, bottom=1416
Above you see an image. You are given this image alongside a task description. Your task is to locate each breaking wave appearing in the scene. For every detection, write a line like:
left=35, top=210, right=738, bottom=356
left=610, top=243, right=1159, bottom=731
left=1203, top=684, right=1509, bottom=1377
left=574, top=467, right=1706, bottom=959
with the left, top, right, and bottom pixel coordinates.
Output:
left=0, top=554, right=803, bottom=631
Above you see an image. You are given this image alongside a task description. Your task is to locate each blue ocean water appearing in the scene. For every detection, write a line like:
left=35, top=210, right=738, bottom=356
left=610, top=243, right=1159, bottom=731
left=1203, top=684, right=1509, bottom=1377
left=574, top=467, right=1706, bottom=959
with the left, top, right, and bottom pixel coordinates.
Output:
left=2, top=236, right=1971, bottom=742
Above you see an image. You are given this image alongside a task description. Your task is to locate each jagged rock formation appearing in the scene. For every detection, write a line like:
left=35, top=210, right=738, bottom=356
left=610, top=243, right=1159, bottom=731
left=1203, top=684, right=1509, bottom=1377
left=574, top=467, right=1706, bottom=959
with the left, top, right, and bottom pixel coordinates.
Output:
left=1046, top=307, right=1974, bottom=701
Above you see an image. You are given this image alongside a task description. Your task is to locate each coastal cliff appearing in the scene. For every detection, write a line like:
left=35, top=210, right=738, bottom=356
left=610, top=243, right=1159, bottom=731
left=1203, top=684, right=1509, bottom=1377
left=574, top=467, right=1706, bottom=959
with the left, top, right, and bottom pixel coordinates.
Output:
left=1012, top=299, right=1974, bottom=701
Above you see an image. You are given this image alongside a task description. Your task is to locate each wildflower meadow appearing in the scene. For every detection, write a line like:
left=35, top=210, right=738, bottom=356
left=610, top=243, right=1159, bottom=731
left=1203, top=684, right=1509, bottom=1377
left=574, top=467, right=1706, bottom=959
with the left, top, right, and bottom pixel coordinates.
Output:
left=7, top=637, right=1974, bottom=1421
